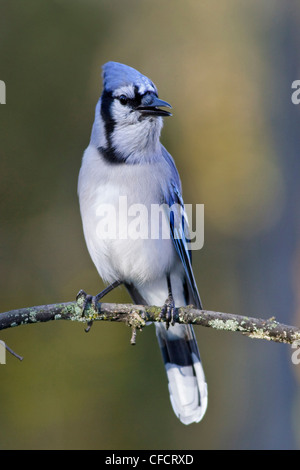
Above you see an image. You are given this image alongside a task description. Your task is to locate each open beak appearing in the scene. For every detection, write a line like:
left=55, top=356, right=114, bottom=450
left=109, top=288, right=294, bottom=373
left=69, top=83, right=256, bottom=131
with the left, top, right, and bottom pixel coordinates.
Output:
left=137, top=96, right=172, bottom=117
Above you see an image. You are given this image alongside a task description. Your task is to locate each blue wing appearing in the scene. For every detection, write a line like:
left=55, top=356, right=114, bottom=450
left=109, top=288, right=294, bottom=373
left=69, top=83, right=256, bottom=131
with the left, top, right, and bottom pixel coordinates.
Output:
left=161, top=146, right=203, bottom=310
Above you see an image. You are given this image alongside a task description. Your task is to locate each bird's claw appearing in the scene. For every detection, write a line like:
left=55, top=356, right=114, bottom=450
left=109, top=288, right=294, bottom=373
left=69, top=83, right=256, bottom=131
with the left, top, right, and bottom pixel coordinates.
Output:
left=76, top=289, right=97, bottom=333
left=160, top=296, right=176, bottom=329
left=76, top=289, right=101, bottom=311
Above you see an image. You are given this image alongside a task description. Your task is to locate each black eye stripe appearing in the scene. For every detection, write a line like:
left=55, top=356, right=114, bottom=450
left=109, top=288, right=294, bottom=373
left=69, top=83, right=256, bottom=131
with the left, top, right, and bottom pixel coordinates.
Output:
left=116, top=89, right=142, bottom=108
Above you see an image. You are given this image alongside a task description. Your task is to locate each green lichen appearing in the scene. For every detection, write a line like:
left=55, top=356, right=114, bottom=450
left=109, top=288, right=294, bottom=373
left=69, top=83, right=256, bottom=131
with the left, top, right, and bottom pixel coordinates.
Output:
left=248, top=328, right=273, bottom=341
left=127, top=311, right=146, bottom=330
left=147, top=306, right=160, bottom=316
left=208, top=318, right=242, bottom=332
left=29, top=311, right=37, bottom=322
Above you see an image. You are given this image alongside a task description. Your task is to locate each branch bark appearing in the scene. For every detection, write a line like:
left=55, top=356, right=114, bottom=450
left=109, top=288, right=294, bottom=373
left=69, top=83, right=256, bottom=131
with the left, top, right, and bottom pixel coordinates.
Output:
left=0, top=296, right=300, bottom=346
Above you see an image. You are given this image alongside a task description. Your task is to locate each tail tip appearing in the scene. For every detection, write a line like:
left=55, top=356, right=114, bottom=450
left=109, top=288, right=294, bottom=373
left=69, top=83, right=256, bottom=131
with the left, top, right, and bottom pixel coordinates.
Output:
left=170, top=381, right=208, bottom=425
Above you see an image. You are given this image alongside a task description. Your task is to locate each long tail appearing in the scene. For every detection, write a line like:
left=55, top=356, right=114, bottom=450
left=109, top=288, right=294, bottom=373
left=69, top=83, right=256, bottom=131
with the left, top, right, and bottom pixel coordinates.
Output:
left=155, top=322, right=208, bottom=425
left=125, top=282, right=208, bottom=425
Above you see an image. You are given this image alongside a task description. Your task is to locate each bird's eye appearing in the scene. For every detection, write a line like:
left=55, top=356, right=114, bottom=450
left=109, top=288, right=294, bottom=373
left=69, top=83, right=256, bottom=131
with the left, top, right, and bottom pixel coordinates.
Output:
left=118, top=95, right=128, bottom=106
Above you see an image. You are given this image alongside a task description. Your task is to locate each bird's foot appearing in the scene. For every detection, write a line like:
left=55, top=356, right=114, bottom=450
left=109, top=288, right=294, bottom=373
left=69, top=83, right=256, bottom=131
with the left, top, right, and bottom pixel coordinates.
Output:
left=160, top=295, right=176, bottom=329
left=76, top=281, right=122, bottom=333
left=76, top=289, right=100, bottom=333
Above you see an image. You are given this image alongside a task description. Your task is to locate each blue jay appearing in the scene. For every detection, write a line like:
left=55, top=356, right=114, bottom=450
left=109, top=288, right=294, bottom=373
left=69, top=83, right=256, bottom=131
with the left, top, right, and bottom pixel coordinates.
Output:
left=78, top=62, right=208, bottom=425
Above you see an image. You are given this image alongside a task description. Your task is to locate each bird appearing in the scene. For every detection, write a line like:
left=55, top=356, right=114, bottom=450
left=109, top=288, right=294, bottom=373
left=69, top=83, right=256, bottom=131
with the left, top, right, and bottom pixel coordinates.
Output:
left=78, top=61, right=208, bottom=425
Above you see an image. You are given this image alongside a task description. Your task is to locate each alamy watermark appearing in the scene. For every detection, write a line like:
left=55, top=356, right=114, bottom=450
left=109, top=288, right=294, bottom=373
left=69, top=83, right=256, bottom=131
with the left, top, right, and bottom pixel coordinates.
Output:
left=291, top=340, right=300, bottom=365
left=291, top=80, right=300, bottom=105
left=95, top=197, right=204, bottom=250
left=0, top=80, right=6, bottom=104
left=0, top=341, right=6, bottom=364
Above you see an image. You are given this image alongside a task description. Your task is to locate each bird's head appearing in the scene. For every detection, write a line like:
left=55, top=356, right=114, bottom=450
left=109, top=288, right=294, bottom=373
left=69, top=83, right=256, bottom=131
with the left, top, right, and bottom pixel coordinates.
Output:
left=92, top=62, right=172, bottom=164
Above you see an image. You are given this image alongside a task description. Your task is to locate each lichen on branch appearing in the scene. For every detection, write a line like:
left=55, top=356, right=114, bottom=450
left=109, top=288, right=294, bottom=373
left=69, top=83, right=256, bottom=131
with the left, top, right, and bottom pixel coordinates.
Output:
left=0, top=297, right=300, bottom=346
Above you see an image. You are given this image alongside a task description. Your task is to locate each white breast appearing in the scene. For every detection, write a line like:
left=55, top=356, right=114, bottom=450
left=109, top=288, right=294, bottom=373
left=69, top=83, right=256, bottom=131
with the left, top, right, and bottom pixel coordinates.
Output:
left=78, top=145, right=178, bottom=285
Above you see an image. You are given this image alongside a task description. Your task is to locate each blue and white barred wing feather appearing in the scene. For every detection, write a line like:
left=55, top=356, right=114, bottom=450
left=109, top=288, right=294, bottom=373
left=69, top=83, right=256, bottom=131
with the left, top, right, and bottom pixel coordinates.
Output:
left=169, top=181, right=202, bottom=310
left=161, top=145, right=202, bottom=310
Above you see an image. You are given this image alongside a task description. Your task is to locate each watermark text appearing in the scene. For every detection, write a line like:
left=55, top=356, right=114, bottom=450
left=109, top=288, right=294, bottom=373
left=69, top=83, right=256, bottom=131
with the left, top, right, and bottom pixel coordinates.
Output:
left=0, top=80, right=6, bottom=104
left=0, top=341, right=6, bottom=364
left=291, top=340, right=300, bottom=365
left=291, top=80, right=300, bottom=105
left=95, top=197, right=204, bottom=250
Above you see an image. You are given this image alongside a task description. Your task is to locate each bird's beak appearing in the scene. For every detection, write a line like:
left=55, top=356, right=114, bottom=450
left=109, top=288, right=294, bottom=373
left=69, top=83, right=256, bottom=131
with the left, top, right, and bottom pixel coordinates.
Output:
left=137, top=96, right=172, bottom=117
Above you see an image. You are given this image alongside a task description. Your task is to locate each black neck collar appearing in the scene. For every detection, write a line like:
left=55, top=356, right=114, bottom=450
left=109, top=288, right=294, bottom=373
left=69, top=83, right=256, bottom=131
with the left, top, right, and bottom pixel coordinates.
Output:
left=97, top=146, right=128, bottom=165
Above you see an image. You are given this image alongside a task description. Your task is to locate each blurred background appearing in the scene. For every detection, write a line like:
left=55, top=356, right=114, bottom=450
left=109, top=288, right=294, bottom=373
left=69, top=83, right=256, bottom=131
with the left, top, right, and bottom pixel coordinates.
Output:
left=0, top=0, right=300, bottom=450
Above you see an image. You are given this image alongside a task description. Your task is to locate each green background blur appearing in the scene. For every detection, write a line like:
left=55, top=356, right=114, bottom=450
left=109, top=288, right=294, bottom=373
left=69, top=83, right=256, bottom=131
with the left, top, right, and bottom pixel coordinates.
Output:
left=1, top=0, right=300, bottom=450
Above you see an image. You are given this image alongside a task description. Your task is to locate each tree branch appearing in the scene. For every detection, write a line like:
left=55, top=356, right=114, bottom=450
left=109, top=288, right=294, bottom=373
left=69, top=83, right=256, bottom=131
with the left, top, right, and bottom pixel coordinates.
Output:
left=0, top=296, right=299, bottom=346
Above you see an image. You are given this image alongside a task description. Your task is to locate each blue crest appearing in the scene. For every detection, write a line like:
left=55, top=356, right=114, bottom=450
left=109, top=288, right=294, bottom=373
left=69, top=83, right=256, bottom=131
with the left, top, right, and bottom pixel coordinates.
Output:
left=102, top=62, right=157, bottom=95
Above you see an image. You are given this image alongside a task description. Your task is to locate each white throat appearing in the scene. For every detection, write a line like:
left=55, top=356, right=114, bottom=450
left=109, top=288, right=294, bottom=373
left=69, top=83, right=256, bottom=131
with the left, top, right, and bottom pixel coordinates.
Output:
left=111, top=116, right=163, bottom=163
